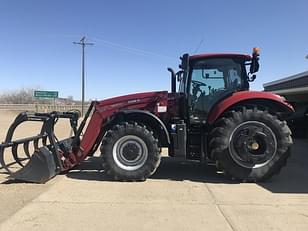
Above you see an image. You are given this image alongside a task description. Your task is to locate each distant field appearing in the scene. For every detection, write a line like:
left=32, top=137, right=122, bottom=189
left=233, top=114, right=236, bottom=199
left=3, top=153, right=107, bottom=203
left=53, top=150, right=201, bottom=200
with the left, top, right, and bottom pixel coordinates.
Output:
left=0, top=104, right=85, bottom=112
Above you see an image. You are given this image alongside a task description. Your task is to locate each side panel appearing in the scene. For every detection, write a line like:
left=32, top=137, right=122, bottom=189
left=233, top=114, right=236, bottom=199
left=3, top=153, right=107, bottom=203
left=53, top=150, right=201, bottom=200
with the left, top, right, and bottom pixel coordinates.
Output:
left=207, top=91, right=294, bottom=124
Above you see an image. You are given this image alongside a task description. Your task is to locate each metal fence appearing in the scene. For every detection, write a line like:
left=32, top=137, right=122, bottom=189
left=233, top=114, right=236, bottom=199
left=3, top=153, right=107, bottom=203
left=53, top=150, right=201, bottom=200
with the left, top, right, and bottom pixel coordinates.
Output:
left=0, top=104, right=88, bottom=113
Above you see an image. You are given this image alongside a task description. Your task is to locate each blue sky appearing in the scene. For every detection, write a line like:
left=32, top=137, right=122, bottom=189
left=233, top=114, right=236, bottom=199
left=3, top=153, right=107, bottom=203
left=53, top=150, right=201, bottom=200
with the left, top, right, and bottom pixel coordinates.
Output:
left=0, top=0, right=307, bottom=100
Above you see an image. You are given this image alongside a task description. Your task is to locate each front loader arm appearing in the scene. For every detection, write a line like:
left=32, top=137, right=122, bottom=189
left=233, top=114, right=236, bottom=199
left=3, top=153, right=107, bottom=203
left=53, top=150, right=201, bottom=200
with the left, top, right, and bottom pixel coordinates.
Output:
left=78, top=105, right=111, bottom=158
left=0, top=91, right=168, bottom=183
left=77, top=91, right=168, bottom=158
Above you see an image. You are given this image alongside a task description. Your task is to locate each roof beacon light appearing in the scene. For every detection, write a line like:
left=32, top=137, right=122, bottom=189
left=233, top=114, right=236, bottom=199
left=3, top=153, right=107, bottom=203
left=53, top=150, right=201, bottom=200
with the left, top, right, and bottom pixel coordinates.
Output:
left=253, top=47, right=260, bottom=56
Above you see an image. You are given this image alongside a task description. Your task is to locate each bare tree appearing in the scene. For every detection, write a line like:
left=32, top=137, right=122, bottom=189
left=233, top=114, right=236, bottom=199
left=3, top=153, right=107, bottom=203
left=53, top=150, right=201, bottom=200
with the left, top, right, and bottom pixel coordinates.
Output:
left=0, top=88, right=37, bottom=104
left=0, top=88, right=80, bottom=105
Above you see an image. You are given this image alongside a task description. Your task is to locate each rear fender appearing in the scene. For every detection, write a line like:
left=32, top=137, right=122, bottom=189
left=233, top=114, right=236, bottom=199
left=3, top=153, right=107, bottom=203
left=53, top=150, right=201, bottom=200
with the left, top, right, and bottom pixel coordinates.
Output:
left=207, top=91, right=294, bottom=124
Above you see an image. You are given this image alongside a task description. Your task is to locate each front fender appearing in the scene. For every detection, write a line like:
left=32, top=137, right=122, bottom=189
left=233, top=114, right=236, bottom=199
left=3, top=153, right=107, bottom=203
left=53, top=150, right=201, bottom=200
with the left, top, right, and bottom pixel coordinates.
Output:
left=207, top=91, right=294, bottom=124
left=118, top=109, right=170, bottom=145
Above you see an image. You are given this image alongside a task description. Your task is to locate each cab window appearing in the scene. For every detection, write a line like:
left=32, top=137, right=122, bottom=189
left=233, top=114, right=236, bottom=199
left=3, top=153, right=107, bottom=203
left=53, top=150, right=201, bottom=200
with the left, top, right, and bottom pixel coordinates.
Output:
left=189, top=58, right=244, bottom=120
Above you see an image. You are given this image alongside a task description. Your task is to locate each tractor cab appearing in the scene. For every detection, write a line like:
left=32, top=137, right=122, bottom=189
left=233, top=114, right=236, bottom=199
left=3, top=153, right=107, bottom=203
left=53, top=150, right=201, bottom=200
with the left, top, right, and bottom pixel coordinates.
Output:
left=169, top=48, right=260, bottom=123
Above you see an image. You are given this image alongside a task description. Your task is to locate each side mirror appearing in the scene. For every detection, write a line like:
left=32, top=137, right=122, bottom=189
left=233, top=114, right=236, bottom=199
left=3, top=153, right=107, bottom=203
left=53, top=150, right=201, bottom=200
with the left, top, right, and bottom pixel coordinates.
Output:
left=250, top=47, right=260, bottom=73
left=180, top=53, right=189, bottom=70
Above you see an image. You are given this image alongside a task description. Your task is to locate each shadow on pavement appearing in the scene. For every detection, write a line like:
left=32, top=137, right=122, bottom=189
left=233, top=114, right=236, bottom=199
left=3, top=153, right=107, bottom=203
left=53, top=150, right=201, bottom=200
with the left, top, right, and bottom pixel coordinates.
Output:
left=67, top=156, right=238, bottom=184
left=151, top=157, right=236, bottom=184
left=258, top=139, right=308, bottom=194
left=1, top=138, right=302, bottom=193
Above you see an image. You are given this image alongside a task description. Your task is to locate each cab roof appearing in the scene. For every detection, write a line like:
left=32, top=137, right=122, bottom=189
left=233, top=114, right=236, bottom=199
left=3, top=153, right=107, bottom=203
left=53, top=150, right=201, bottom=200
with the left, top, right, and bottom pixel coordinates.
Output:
left=190, top=53, right=252, bottom=61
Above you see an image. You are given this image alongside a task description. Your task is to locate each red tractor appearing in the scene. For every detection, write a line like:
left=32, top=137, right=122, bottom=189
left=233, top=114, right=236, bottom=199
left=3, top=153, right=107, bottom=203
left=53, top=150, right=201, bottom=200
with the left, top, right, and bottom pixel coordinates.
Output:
left=0, top=48, right=293, bottom=183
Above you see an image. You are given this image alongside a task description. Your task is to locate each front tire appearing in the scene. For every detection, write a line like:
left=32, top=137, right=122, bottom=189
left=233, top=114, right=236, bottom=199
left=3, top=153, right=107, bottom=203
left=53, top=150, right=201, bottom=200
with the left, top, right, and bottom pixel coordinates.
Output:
left=210, top=108, right=292, bottom=182
left=101, top=122, right=161, bottom=181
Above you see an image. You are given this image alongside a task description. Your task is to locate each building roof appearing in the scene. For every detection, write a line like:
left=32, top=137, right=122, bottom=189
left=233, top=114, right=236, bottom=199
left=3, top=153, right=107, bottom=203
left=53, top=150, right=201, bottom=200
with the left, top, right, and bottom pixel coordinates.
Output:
left=263, top=70, right=308, bottom=103
left=263, top=70, right=308, bottom=88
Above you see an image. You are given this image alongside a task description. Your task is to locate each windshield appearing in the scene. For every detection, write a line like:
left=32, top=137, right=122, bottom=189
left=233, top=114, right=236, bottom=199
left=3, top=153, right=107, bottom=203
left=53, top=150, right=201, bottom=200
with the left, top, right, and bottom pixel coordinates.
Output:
left=189, top=58, right=247, bottom=96
left=188, top=58, right=248, bottom=117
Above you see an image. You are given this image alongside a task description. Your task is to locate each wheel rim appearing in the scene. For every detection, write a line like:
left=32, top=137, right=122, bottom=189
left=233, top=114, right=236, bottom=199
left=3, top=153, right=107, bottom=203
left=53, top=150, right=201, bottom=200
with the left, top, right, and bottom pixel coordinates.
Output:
left=229, top=121, right=277, bottom=169
left=113, top=135, right=148, bottom=171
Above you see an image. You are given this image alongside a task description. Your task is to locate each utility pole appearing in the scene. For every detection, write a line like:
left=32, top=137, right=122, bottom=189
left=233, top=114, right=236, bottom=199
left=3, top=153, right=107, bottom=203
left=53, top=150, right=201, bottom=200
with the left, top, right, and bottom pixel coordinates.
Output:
left=73, top=36, right=94, bottom=117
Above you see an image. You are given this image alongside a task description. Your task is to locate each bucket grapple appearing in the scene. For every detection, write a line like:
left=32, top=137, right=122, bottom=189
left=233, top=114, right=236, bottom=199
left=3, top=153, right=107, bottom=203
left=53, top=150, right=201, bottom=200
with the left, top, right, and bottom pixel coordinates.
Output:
left=0, top=111, right=80, bottom=183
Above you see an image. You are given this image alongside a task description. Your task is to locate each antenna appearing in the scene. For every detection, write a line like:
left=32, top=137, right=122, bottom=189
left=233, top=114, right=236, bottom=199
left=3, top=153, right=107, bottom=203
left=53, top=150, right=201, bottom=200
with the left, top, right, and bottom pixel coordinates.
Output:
left=193, top=38, right=205, bottom=54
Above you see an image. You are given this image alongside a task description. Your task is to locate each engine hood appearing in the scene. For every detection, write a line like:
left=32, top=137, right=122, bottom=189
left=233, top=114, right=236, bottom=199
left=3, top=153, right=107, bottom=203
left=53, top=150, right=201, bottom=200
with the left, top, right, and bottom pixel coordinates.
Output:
left=95, top=91, right=169, bottom=114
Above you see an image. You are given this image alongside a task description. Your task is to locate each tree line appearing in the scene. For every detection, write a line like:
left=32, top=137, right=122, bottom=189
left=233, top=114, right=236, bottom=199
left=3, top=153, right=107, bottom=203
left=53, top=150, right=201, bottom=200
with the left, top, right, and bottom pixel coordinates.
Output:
left=0, top=88, right=76, bottom=104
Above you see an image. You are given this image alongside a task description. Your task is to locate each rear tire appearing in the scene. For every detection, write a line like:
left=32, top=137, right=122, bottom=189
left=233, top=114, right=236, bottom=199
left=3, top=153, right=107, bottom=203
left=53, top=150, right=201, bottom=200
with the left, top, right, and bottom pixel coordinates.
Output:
left=101, top=122, right=161, bottom=181
left=209, top=108, right=292, bottom=182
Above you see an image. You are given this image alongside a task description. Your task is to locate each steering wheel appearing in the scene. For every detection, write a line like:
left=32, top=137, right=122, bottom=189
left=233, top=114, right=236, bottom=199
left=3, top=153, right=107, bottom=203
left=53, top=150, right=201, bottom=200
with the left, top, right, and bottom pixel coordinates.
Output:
left=191, top=80, right=206, bottom=105
left=192, top=80, right=206, bottom=87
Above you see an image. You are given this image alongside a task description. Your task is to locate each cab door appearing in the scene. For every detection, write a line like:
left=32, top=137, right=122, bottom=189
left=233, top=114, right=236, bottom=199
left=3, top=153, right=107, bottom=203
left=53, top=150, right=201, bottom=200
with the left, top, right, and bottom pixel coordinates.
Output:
left=188, top=58, right=244, bottom=124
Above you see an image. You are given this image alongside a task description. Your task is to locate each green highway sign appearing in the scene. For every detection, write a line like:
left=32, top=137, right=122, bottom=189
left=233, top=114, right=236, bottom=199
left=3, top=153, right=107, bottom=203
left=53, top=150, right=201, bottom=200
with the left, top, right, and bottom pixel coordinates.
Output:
left=34, top=91, right=59, bottom=99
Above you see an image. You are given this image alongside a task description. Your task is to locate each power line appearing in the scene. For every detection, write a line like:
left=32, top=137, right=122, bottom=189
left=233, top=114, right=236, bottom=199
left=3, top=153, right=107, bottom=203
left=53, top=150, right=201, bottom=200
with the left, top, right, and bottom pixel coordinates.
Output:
left=90, top=36, right=176, bottom=60
left=73, top=36, right=94, bottom=117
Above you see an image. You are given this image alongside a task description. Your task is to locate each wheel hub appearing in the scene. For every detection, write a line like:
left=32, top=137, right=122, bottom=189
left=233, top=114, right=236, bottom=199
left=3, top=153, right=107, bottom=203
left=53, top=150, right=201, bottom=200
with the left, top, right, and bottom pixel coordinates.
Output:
left=122, top=142, right=140, bottom=161
left=112, top=135, right=148, bottom=171
left=229, top=121, right=277, bottom=169
left=250, top=142, right=259, bottom=151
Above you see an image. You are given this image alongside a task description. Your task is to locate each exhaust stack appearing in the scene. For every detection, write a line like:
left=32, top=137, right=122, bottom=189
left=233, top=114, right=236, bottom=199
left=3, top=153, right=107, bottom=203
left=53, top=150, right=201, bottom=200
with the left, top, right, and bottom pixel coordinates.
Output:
left=167, top=68, right=176, bottom=93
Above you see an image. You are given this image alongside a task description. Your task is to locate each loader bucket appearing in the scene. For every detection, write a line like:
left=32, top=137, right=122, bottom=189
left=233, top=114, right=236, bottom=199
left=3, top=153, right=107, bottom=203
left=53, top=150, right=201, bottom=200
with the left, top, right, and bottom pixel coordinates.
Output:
left=0, top=111, right=80, bottom=183
left=9, top=146, right=57, bottom=183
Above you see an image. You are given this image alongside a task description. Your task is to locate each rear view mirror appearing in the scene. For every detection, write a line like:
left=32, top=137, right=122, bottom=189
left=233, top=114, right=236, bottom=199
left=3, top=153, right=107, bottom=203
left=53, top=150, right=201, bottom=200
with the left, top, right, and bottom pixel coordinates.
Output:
left=250, top=47, right=260, bottom=73
left=180, top=53, right=189, bottom=70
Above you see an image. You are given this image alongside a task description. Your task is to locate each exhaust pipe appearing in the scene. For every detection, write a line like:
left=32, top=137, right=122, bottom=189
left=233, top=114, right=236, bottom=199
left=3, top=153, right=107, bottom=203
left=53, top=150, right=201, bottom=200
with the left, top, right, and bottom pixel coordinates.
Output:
left=167, top=68, right=176, bottom=93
